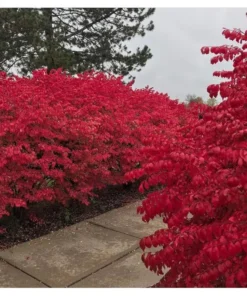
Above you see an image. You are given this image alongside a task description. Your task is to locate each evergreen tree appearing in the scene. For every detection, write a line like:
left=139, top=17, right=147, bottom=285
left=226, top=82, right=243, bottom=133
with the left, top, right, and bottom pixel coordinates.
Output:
left=0, top=8, right=155, bottom=78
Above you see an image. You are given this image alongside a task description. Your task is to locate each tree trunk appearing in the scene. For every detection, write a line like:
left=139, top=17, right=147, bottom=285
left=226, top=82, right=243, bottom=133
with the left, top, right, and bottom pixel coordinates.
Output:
left=43, top=8, right=55, bottom=74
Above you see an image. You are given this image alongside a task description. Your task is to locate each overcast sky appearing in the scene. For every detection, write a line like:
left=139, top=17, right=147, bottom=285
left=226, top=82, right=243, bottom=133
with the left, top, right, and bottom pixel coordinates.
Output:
left=128, top=8, right=247, bottom=102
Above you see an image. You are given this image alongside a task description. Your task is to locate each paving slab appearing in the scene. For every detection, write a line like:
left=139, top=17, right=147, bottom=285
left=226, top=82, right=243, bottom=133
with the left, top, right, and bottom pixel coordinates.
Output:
left=89, top=201, right=166, bottom=238
left=71, top=248, right=165, bottom=288
left=0, top=259, right=46, bottom=288
left=0, top=222, right=138, bottom=287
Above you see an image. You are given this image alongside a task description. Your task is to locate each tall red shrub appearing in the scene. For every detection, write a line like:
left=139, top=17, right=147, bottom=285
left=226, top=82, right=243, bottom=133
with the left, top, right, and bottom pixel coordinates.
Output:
left=126, top=26, right=247, bottom=287
left=0, top=69, right=191, bottom=222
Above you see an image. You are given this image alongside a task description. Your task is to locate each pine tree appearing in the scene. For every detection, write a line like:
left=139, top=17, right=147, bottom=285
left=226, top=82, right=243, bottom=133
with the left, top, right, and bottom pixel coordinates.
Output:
left=0, top=8, right=155, bottom=78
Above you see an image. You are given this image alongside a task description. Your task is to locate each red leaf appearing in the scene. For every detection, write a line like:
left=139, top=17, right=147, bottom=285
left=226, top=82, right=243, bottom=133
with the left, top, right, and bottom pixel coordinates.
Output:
left=140, top=239, right=145, bottom=251
left=236, top=270, right=247, bottom=287
left=242, top=240, right=247, bottom=252
left=144, top=237, right=153, bottom=248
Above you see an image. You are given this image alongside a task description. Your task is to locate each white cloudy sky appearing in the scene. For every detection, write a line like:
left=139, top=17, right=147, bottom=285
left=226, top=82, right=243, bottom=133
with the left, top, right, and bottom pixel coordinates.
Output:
left=128, top=8, right=247, bottom=102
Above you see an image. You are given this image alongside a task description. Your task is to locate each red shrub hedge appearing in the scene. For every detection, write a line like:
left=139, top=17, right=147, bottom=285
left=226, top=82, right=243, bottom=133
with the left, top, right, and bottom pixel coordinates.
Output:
left=0, top=69, right=192, bottom=222
left=125, top=26, right=247, bottom=287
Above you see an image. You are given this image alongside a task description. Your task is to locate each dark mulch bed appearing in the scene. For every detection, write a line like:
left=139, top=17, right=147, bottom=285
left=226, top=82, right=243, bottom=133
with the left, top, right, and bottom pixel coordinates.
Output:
left=0, top=183, right=144, bottom=250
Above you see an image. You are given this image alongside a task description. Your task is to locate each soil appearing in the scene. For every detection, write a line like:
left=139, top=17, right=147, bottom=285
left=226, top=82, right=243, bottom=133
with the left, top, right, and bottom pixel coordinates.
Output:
left=0, top=183, right=144, bottom=250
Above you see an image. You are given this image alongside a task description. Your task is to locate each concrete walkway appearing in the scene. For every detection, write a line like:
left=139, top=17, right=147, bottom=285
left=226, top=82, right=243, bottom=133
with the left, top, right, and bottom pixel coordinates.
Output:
left=0, top=201, right=167, bottom=288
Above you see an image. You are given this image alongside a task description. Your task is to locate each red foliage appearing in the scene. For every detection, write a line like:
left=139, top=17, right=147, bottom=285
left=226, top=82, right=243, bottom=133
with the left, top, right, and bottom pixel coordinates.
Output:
left=0, top=69, right=190, bottom=220
left=126, top=26, right=247, bottom=287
